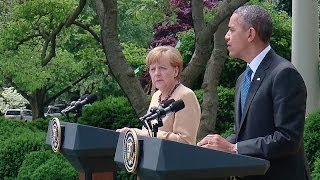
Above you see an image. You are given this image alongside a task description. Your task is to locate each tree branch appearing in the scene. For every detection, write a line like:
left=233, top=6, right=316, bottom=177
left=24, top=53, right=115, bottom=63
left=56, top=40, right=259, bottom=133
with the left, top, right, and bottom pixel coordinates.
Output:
left=41, top=0, right=87, bottom=66
left=5, top=77, right=30, bottom=100
left=45, top=68, right=93, bottom=104
left=191, top=0, right=205, bottom=34
left=73, top=21, right=101, bottom=43
left=65, top=0, right=87, bottom=27
left=205, top=0, right=248, bottom=37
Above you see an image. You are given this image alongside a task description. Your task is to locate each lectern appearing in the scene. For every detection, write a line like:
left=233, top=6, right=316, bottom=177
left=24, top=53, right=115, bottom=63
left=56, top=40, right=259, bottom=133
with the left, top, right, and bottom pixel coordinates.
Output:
left=114, top=134, right=270, bottom=180
left=45, top=121, right=119, bottom=180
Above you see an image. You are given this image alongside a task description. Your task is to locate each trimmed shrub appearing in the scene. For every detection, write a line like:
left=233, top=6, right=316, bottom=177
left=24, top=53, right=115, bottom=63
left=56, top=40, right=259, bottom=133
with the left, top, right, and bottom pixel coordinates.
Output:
left=304, top=111, right=320, bottom=171
left=219, top=58, right=246, bottom=88
left=195, top=86, right=235, bottom=134
left=17, top=150, right=55, bottom=179
left=78, top=96, right=141, bottom=130
left=117, top=170, right=137, bottom=180
left=28, top=118, right=50, bottom=132
left=0, top=117, right=40, bottom=143
left=17, top=150, right=77, bottom=180
left=312, top=153, right=320, bottom=180
left=221, top=125, right=234, bottom=139
left=0, top=131, right=47, bottom=178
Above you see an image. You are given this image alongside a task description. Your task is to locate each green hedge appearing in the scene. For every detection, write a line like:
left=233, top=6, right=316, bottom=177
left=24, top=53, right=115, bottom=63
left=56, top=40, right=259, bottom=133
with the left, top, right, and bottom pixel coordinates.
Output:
left=195, top=86, right=235, bottom=134
left=29, top=118, right=50, bottom=132
left=0, top=131, right=47, bottom=178
left=0, top=117, right=42, bottom=143
left=17, top=150, right=77, bottom=180
left=312, top=154, right=320, bottom=180
left=304, top=111, right=320, bottom=171
left=78, top=96, right=141, bottom=130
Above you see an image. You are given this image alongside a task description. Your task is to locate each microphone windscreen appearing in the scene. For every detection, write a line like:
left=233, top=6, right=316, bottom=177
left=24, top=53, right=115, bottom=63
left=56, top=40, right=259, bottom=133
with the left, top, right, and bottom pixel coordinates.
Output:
left=86, top=94, right=98, bottom=104
left=171, top=99, right=185, bottom=112
left=79, top=94, right=89, bottom=100
left=160, top=99, right=175, bottom=108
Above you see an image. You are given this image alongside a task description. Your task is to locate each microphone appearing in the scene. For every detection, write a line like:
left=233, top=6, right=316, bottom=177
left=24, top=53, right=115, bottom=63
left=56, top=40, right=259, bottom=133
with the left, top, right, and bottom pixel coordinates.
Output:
left=160, top=99, right=176, bottom=108
left=144, top=99, right=185, bottom=122
left=140, top=99, right=175, bottom=121
left=61, top=94, right=97, bottom=114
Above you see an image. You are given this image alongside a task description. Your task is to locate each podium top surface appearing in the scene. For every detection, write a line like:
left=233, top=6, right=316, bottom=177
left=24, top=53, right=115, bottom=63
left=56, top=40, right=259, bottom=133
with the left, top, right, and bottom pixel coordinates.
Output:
left=46, top=121, right=119, bottom=156
left=46, top=121, right=120, bottom=172
left=115, top=134, right=270, bottom=179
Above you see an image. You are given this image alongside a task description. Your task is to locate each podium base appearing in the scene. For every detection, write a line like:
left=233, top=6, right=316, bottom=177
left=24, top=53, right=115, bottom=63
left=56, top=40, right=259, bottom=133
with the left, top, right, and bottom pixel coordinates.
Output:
left=79, top=172, right=114, bottom=180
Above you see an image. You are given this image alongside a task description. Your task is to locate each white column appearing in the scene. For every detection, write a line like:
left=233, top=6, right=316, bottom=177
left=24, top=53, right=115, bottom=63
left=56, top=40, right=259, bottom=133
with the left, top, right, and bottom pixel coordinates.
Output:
left=292, top=0, right=320, bottom=114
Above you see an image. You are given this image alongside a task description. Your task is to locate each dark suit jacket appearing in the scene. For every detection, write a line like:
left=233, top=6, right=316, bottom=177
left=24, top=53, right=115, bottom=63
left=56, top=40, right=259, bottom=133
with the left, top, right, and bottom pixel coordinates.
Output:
left=227, top=50, right=310, bottom=180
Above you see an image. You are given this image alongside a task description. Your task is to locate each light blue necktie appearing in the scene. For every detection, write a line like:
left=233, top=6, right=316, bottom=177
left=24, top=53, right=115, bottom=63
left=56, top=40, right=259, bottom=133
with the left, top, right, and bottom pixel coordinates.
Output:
left=241, top=66, right=253, bottom=112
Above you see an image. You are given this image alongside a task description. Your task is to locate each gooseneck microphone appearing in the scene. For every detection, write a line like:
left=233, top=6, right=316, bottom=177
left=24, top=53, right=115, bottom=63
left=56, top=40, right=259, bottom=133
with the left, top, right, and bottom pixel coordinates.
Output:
left=140, top=99, right=175, bottom=121
left=140, top=99, right=185, bottom=137
left=144, top=99, right=185, bottom=122
left=61, top=94, right=97, bottom=114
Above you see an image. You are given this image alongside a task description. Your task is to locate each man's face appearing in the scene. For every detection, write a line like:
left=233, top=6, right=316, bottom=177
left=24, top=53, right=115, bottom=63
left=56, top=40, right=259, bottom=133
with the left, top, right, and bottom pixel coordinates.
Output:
left=225, top=13, right=250, bottom=60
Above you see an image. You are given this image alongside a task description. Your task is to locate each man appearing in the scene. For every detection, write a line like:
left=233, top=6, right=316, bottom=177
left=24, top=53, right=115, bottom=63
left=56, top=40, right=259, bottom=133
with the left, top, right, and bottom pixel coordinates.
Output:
left=197, top=5, right=310, bottom=180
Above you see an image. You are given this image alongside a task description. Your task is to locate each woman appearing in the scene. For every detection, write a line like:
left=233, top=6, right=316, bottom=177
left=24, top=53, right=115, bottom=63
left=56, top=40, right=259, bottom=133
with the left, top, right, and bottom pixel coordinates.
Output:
left=117, top=46, right=200, bottom=145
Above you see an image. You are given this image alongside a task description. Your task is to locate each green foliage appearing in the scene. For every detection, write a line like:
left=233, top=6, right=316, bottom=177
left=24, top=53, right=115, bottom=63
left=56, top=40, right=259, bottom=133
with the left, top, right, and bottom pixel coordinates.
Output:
left=29, top=118, right=50, bottom=132
left=221, top=125, right=234, bottom=139
left=219, top=58, right=246, bottom=88
left=215, top=87, right=235, bottom=132
left=304, top=110, right=320, bottom=171
left=78, top=96, right=141, bottom=130
left=195, top=86, right=235, bottom=134
left=177, top=29, right=195, bottom=67
left=17, top=150, right=77, bottom=180
left=1, top=0, right=75, bottom=50
left=121, top=42, right=147, bottom=75
left=249, top=0, right=292, bottom=60
left=0, top=117, right=43, bottom=143
left=0, top=45, right=87, bottom=94
left=94, top=76, right=125, bottom=98
left=312, top=154, right=320, bottom=180
left=118, top=0, right=171, bottom=46
left=0, top=0, right=105, bottom=114
left=117, top=170, right=137, bottom=180
left=176, top=1, right=292, bottom=89
left=0, top=130, right=47, bottom=178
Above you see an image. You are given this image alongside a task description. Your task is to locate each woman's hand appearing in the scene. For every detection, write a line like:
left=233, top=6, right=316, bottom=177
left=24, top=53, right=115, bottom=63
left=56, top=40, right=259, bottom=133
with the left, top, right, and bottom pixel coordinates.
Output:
left=116, top=127, right=149, bottom=137
left=116, top=127, right=130, bottom=133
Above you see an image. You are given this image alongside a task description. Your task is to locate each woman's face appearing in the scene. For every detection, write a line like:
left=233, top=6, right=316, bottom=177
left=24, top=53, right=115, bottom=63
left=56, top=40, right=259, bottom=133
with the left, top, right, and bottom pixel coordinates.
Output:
left=148, top=57, right=179, bottom=93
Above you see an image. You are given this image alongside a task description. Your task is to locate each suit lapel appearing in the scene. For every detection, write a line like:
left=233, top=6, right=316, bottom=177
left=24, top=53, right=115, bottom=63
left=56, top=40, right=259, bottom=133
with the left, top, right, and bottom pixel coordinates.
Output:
left=238, top=50, right=275, bottom=133
left=235, top=76, right=243, bottom=129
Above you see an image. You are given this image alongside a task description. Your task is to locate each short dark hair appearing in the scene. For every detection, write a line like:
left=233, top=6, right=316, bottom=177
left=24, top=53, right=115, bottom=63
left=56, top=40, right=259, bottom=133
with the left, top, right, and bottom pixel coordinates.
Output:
left=234, top=5, right=273, bottom=43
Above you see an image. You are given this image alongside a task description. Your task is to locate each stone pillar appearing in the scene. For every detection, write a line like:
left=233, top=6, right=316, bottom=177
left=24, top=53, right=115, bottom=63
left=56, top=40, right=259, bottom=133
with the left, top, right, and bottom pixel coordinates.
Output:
left=292, top=0, right=320, bottom=114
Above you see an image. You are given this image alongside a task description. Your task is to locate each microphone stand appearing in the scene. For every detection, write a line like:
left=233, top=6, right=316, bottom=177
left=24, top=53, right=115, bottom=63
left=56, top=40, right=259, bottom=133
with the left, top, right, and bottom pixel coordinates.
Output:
left=149, top=111, right=164, bottom=138
left=73, top=108, right=82, bottom=123
left=62, top=106, right=82, bottom=123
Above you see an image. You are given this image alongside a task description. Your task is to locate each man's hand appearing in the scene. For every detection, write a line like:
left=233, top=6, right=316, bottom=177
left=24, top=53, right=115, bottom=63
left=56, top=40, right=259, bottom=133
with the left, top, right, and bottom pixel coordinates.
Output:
left=197, top=134, right=237, bottom=154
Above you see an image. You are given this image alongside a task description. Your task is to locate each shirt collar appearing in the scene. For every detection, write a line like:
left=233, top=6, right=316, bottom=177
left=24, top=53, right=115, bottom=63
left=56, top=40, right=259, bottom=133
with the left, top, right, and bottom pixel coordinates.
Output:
left=247, top=45, right=271, bottom=77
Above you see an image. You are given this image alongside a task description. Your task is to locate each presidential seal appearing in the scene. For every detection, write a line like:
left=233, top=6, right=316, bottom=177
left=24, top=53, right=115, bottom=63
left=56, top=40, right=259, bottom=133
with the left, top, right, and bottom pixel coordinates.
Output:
left=50, top=117, right=61, bottom=153
left=123, top=129, right=139, bottom=173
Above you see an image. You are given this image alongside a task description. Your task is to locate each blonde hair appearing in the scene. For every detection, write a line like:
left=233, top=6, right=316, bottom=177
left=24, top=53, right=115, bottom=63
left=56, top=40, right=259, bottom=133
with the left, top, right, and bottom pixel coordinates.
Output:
left=145, top=46, right=183, bottom=80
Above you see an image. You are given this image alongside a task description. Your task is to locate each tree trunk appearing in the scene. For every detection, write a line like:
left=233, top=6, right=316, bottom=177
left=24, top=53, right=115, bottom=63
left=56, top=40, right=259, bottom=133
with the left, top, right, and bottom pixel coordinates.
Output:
left=182, top=0, right=249, bottom=88
left=92, top=0, right=149, bottom=117
left=29, top=89, right=47, bottom=119
left=197, top=19, right=228, bottom=140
